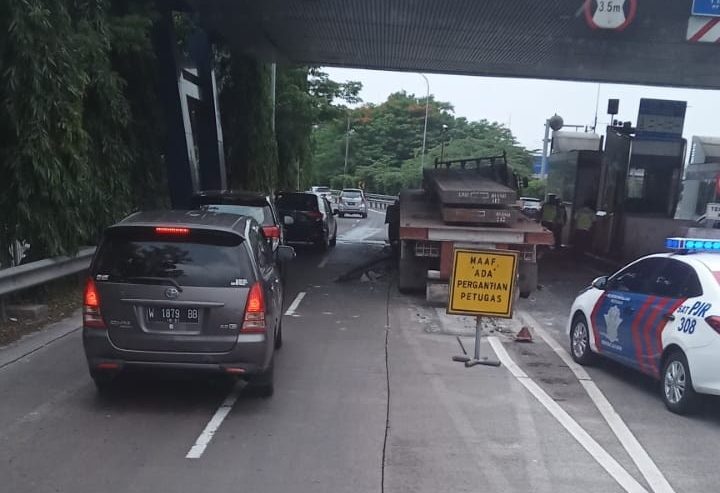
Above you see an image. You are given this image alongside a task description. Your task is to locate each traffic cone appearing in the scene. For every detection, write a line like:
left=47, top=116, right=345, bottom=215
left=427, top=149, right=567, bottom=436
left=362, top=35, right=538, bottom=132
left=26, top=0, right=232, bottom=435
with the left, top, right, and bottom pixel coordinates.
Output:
left=515, top=326, right=533, bottom=343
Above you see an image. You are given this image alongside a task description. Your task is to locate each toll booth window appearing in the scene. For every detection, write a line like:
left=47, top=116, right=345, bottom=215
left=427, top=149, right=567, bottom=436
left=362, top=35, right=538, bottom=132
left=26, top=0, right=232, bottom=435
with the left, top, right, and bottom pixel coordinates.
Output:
left=624, top=164, right=678, bottom=215
left=695, top=179, right=717, bottom=216
left=626, top=169, right=645, bottom=199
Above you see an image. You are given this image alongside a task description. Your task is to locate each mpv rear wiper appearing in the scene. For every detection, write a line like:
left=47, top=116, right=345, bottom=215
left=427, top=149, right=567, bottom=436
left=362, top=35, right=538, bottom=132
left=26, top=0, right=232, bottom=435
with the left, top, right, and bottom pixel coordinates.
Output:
left=125, top=276, right=183, bottom=292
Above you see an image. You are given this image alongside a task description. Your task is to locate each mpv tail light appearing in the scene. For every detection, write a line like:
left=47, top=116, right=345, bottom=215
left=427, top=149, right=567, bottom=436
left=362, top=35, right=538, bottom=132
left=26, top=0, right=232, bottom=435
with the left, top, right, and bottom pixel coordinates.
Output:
left=262, top=225, right=281, bottom=239
left=242, top=282, right=266, bottom=334
left=155, top=226, right=190, bottom=235
left=83, top=278, right=106, bottom=329
left=305, top=210, right=323, bottom=221
left=705, top=316, right=720, bottom=335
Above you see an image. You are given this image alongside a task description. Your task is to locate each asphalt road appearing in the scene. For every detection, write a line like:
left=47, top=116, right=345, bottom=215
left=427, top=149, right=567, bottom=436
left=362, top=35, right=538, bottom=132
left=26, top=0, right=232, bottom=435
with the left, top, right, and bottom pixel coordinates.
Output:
left=1, top=211, right=719, bottom=493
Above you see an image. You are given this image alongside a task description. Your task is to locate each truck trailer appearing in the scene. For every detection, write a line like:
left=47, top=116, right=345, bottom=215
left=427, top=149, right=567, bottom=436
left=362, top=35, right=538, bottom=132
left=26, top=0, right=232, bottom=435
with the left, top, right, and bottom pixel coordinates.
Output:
left=396, top=153, right=554, bottom=300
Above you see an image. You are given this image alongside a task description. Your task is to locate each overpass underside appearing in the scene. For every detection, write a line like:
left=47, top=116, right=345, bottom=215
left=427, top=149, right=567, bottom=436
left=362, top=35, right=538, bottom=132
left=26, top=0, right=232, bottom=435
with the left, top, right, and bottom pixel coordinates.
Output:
left=193, top=0, right=720, bottom=89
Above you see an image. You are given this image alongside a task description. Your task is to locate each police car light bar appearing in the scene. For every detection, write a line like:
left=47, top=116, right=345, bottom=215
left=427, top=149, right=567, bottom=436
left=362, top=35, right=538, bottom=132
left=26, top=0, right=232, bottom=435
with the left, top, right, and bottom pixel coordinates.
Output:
left=666, top=237, right=720, bottom=251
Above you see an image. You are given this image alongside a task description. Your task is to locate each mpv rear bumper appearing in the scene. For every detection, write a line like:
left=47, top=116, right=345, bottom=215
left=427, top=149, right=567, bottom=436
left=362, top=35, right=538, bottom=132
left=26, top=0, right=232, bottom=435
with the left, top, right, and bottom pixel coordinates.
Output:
left=83, top=328, right=272, bottom=376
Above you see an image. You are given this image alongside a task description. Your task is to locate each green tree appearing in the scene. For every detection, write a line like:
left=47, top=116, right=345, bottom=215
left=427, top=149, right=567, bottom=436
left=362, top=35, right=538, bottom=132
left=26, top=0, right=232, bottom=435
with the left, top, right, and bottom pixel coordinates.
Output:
left=310, top=92, right=534, bottom=195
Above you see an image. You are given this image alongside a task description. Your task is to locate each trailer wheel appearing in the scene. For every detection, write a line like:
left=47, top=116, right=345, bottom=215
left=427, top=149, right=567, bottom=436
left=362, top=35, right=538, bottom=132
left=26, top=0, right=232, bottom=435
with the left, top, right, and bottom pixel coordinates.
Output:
left=398, top=241, right=426, bottom=293
left=518, top=261, right=538, bottom=299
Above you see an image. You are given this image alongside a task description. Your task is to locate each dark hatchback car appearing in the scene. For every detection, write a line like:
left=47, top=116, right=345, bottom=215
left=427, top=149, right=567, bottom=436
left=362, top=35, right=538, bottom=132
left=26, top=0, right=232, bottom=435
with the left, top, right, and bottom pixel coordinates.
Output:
left=276, top=192, right=338, bottom=250
left=82, top=210, right=294, bottom=396
left=191, top=190, right=283, bottom=251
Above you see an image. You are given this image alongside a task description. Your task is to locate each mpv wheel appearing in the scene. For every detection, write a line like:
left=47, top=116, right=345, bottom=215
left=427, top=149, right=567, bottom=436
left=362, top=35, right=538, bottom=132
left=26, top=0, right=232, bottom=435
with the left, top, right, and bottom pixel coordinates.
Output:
left=316, top=233, right=329, bottom=251
left=274, top=320, right=283, bottom=350
left=247, top=361, right=274, bottom=398
left=90, top=369, right=117, bottom=393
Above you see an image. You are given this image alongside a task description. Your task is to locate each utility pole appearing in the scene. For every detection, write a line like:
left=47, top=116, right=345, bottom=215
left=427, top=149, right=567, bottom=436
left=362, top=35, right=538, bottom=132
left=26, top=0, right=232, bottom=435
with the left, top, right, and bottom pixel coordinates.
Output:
left=419, top=74, right=430, bottom=172
left=343, top=115, right=351, bottom=187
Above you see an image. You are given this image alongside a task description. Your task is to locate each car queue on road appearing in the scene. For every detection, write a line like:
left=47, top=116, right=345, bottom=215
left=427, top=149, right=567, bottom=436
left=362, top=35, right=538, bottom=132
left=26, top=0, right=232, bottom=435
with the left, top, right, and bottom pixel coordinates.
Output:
left=81, top=187, right=367, bottom=395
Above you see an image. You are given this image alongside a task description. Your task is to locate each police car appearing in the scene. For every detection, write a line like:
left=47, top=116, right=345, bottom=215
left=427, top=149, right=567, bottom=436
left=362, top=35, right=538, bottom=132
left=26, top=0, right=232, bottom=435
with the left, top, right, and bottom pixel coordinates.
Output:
left=567, top=237, right=720, bottom=414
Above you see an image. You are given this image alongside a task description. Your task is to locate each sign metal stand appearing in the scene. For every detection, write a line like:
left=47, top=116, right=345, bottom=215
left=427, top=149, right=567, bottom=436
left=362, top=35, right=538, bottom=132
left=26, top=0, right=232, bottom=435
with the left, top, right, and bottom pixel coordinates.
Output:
left=452, top=317, right=501, bottom=367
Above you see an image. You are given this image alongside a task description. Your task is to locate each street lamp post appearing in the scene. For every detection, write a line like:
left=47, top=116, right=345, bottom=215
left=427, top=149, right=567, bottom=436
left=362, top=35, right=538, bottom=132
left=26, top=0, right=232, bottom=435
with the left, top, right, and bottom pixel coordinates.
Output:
left=439, top=124, right=449, bottom=165
left=343, top=115, right=352, bottom=187
left=419, top=74, right=430, bottom=172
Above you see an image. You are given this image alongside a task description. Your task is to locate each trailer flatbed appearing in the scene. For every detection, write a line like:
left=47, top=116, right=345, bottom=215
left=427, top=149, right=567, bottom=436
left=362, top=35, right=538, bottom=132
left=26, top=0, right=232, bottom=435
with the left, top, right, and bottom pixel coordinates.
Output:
left=423, top=168, right=517, bottom=206
left=399, top=190, right=552, bottom=244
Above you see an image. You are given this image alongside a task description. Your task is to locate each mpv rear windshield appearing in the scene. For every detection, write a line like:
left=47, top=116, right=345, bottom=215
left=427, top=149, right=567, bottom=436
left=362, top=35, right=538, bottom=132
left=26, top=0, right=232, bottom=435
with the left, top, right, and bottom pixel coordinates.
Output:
left=342, top=191, right=362, bottom=198
left=276, top=194, right=319, bottom=211
left=94, top=228, right=254, bottom=288
left=201, top=204, right=274, bottom=226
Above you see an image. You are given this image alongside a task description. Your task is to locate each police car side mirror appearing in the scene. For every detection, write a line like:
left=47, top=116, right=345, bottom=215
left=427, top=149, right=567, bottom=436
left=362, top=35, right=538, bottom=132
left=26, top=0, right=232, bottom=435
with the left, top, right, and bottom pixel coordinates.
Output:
left=592, top=276, right=609, bottom=290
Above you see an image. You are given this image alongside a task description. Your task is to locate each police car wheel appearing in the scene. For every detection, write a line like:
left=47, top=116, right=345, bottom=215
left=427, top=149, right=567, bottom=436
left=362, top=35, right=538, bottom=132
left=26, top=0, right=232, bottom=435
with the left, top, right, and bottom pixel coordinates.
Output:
left=570, top=314, right=594, bottom=365
left=661, top=351, right=698, bottom=415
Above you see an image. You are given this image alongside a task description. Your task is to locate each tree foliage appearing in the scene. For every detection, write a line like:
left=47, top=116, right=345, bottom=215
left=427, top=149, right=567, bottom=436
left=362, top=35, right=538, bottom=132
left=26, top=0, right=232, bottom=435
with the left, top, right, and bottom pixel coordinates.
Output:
left=218, top=61, right=362, bottom=193
left=310, top=91, right=534, bottom=194
left=0, top=0, right=166, bottom=264
left=0, top=1, right=356, bottom=264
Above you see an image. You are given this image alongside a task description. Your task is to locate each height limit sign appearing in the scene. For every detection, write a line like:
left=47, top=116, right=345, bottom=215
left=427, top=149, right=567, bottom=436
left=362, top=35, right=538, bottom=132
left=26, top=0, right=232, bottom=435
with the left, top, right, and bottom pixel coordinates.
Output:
left=448, top=249, right=519, bottom=319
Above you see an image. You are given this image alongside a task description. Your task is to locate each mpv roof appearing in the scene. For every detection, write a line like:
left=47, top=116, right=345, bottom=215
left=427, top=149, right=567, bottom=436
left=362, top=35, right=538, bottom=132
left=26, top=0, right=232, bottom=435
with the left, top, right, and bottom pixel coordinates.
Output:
left=192, top=190, right=269, bottom=206
left=111, top=210, right=251, bottom=234
left=277, top=191, right=317, bottom=196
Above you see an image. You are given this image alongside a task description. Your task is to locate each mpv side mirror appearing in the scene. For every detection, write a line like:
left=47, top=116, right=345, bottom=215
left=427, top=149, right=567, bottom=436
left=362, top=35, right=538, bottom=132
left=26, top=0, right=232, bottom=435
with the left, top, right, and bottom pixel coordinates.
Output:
left=283, top=215, right=294, bottom=225
left=592, top=276, right=609, bottom=290
left=277, top=245, right=296, bottom=262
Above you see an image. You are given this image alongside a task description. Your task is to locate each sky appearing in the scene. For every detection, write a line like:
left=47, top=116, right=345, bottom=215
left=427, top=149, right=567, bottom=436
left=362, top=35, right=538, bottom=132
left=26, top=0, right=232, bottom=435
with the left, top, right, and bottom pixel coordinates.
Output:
left=325, top=67, right=720, bottom=154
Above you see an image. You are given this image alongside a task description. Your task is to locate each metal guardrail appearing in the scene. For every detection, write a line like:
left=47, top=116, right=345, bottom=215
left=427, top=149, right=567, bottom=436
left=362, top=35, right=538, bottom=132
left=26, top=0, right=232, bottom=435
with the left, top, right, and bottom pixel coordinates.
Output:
left=0, top=247, right=96, bottom=297
left=366, top=193, right=397, bottom=210
left=328, top=189, right=398, bottom=210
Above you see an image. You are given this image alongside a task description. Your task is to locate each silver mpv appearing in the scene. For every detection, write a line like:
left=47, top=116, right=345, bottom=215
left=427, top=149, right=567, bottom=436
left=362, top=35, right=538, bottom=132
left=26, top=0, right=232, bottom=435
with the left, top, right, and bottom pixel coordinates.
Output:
left=82, top=210, right=294, bottom=396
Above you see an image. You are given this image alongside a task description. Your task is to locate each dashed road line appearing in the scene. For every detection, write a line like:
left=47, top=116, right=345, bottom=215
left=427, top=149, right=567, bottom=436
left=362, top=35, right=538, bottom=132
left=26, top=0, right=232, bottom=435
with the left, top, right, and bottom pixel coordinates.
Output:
left=284, top=291, right=306, bottom=316
left=318, top=255, right=330, bottom=268
left=517, top=310, right=676, bottom=493
left=487, top=337, right=648, bottom=493
left=185, top=385, right=241, bottom=459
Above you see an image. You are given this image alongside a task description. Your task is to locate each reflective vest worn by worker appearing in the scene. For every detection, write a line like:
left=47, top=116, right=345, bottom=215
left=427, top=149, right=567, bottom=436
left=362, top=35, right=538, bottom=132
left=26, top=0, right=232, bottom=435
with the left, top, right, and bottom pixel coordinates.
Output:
left=574, top=207, right=595, bottom=232
left=541, top=203, right=557, bottom=223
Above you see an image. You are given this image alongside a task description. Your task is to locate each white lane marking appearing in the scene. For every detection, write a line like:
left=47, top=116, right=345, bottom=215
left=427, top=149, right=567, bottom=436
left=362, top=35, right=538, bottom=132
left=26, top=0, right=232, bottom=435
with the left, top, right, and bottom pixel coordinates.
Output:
left=487, top=337, right=648, bottom=493
left=284, top=291, right=306, bottom=316
left=318, top=255, right=330, bottom=268
left=186, top=385, right=241, bottom=459
left=517, top=311, right=676, bottom=493
left=369, top=209, right=385, bottom=215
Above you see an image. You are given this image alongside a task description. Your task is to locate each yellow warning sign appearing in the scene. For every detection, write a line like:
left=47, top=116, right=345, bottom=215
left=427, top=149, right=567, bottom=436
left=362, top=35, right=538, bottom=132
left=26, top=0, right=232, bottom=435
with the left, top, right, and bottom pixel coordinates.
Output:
left=448, top=249, right=519, bottom=318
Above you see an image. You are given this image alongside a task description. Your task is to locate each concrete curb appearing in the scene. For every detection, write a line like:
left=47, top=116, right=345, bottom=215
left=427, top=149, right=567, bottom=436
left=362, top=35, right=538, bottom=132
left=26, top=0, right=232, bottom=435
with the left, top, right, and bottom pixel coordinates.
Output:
left=0, top=309, right=82, bottom=370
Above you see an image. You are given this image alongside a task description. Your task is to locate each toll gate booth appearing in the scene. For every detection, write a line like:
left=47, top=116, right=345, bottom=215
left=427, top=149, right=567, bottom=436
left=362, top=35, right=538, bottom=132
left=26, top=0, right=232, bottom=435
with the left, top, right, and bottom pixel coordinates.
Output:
left=675, top=137, right=720, bottom=222
left=547, top=99, right=689, bottom=260
left=594, top=99, right=689, bottom=260
left=547, top=150, right=603, bottom=247
left=546, top=130, right=602, bottom=246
